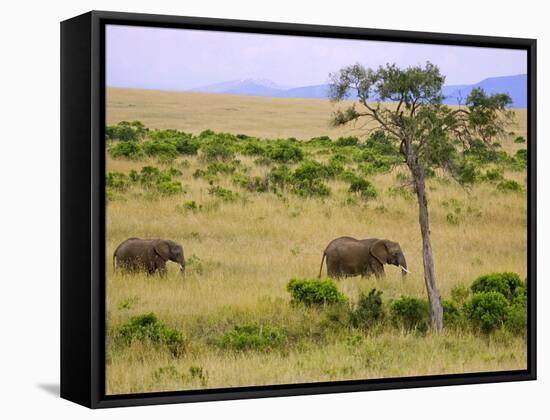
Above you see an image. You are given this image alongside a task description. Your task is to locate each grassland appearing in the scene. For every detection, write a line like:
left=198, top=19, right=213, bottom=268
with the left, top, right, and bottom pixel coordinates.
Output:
left=105, top=88, right=528, bottom=395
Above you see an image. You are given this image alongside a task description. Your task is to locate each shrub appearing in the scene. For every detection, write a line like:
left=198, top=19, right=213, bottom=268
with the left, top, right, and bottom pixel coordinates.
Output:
left=514, top=149, right=527, bottom=169
left=291, top=179, right=330, bottom=197
left=450, top=284, right=470, bottom=306
left=106, top=120, right=146, bottom=142
left=470, top=272, right=524, bottom=302
left=106, top=172, right=130, bottom=191
left=496, top=179, right=523, bottom=192
left=117, top=313, right=186, bottom=356
left=208, top=185, right=239, bottom=202
left=464, top=292, right=509, bottom=333
left=442, top=300, right=463, bottom=328
left=287, top=278, right=347, bottom=306
left=109, top=141, right=144, bottom=160
left=174, top=137, right=199, bottom=155
left=265, top=142, right=304, bottom=163
left=351, top=289, right=384, bottom=329
left=201, top=142, right=235, bottom=162
left=335, top=136, right=359, bottom=147
left=506, top=303, right=527, bottom=335
left=217, top=323, right=287, bottom=352
left=481, top=168, right=504, bottom=182
left=241, top=141, right=266, bottom=156
left=390, top=296, right=429, bottom=331
left=157, top=180, right=183, bottom=195
left=348, top=177, right=377, bottom=200
left=514, top=136, right=526, bottom=144
left=142, top=139, right=178, bottom=159
left=178, top=200, right=202, bottom=212
left=269, top=165, right=292, bottom=189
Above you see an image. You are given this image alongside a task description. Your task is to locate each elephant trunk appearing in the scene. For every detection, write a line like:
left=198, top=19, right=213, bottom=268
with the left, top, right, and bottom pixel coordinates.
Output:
left=397, top=254, right=408, bottom=278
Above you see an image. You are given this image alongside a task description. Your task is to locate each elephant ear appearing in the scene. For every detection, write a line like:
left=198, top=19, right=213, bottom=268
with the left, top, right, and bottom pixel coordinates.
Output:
left=370, top=240, right=389, bottom=266
left=153, top=241, right=171, bottom=261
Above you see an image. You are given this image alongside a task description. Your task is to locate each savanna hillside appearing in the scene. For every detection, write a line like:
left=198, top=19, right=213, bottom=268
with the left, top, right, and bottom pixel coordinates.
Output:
left=105, top=88, right=528, bottom=395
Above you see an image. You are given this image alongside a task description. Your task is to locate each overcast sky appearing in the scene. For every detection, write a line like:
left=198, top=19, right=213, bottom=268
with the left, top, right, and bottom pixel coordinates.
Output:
left=106, top=24, right=527, bottom=90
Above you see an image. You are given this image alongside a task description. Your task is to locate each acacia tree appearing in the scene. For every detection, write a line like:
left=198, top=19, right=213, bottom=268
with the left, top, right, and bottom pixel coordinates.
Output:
left=329, top=62, right=513, bottom=331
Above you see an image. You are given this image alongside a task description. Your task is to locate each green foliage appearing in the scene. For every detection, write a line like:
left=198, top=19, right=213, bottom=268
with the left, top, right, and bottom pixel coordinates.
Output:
left=208, top=185, right=239, bottom=202
left=348, top=177, right=378, bottom=200
left=174, top=137, right=200, bottom=155
left=201, top=142, right=235, bottom=162
left=178, top=200, right=203, bottom=212
left=335, top=136, right=359, bottom=147
left=217, top=323, right=287, bottom=352
left=514, top=149, right=527, bottom=169
left=442, top=300, right=463, bottom=328
left=464, top=292, right=509, bottom=334
left=496, top=179, right=523, bottom=192
left=506, top=302, right=527, bottom=335
left=514, top=136, right=526, bottom=144
left=470, top=272, right=524, bottom=302
left=106, top=120, right=146, bottom=142
left=390, top=296, right=429, bottom=331
left=157, top=180, right=183, bottom=195
left=450, top=284, right=470, bottom=306
left=287, top=278, right=347, bottom=306
left=117, top=313, right=187, bottom=356
left=142, top=139, right=178, bottom=159
left=351, top=289, right=384, bottom=329
left=265, top=141, right=304, bottom=163
left=109, top=141, right=144, bottom=160
left=106, top=172, right=130, bottom=191
left=481, top=168, right=504, bottom=182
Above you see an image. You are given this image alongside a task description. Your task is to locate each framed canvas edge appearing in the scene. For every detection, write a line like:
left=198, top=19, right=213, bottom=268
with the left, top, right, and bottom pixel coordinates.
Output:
left=60, top=10, right=537, bottom=409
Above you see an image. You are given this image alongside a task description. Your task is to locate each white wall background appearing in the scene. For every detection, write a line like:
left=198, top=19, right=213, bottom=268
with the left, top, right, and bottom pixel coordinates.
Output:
left=0, top=0, right=547, bottom=417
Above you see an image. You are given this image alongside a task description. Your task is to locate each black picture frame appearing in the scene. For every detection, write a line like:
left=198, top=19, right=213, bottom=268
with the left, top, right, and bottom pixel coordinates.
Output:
left=60, top=10, right=537, bottom=409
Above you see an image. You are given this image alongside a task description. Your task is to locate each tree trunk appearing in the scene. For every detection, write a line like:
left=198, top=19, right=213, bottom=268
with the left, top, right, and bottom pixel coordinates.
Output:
left=408, top=161, right=444, bottom=332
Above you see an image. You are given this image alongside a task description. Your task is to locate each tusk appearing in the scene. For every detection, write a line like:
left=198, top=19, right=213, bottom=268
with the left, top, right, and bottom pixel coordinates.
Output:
left=399, top=265, right=410, bottom=274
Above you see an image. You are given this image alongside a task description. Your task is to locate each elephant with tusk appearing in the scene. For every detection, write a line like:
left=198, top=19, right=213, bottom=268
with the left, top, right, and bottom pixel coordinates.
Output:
left=113, top=238, right=186, bottom=275
left=319, top=236, right=408, bottom=279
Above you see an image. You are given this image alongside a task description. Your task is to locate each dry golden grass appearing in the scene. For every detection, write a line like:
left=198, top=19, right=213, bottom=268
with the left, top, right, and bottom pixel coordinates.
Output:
left=105, top=88, right=527, bottom=395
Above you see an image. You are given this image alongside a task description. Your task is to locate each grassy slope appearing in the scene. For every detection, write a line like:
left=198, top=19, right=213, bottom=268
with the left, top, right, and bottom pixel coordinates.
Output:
left=105, top=88, right=527, bottom=394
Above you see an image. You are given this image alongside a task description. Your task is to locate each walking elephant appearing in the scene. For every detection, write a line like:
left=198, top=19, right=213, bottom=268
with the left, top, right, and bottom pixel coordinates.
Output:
left=318, top=236, right=408, bottom=279
left=113, top=238, right=185, bottom=275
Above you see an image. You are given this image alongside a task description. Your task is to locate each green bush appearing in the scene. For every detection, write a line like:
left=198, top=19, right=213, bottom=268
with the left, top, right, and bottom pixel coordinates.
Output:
left=514, top=149, right=527, bottom=169
left=157, top=180, right=183, bottom=195
left=117, top=313, right=186, bottom=356
left=351, top=289, right=384, bottom=329
left=390, top=296, right=429, bottom=331
left=217, top=323, right=287, bottom=352
left=464, top=292, right=509, bottom=333
left=450, top=284, right=470, bottom=306
left=142, top=139, right=178, bottom=159
left=174, top=137, right=199, bottom=155
left=506, top=303, right=527, bottom=335
left=497, top=179, right=523, bottom=192
left=109, top=141, right=144, bottom=160
left=287, top=278, right=347, bottom=306
left=442, top=300, right=463, bottom=328
left=470, top=272, right=524, bottom=302
left=514, top=136, right=526, bottom=144
left=269, top=165, right=292, bottom=189
left=106, top=120, right=146, bottom=142
left=265, top=141, right=304, bottom=163
left=208, top=185, right=239, bottom=202
left=201, top=142, right=235, bottom=162
left=106, top=172, right=130, bottom=191
left=481, top=168, right=504, bottom=182
left=348, top=177, right=378, bottom=200
left=335, top=136, right=359, bottom=147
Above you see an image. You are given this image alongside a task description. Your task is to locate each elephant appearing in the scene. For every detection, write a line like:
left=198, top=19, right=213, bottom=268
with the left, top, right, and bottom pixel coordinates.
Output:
left=113, top=238, right=185, bottom=275
left=318, top=236, right=408, bottom=279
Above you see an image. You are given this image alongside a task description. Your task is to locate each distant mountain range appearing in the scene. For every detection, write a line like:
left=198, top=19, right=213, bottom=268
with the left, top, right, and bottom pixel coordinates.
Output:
left=190, top=74, right=527, bottom=108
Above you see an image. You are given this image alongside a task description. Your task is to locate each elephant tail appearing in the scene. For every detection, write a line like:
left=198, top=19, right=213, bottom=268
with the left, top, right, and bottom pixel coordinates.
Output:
left=318, top=251, right=326, bottom=278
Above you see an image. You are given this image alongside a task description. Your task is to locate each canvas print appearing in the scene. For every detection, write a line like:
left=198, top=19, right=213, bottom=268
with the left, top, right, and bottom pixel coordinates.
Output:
left=105, top=24, right=528, bottom=395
